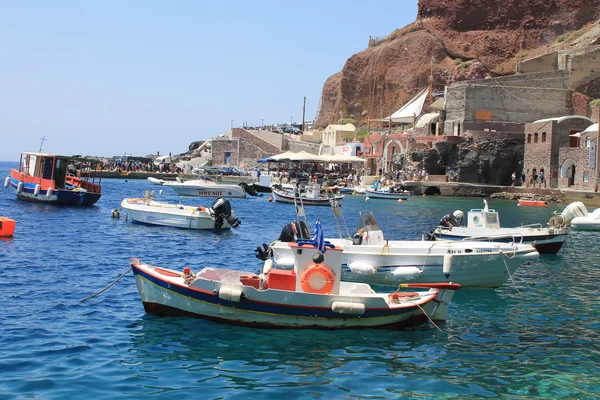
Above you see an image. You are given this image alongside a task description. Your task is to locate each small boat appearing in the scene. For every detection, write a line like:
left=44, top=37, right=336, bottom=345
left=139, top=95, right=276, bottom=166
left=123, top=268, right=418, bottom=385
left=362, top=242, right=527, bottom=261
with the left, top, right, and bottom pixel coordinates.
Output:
left=266, top=212, right=539, bottom=288
left=271, top=184, right=344, bottom=206
left=162, top=177, right=257, bottom=198
left=130, top=222, right=460, bottom=329
left=0, top=217, right=16, bottom=237
left=553, top=201, right=600, bottom=230
left=121, top=195, right=240, bottom=229
left=430, top=199, right=568, bottom=254
left=365, top=188, right=410, bottom=200
left=5, top=152, right=102, bottom=205
left=147, top=177, right=167, bottom=185
left=518, top=199, right=547, bottom=207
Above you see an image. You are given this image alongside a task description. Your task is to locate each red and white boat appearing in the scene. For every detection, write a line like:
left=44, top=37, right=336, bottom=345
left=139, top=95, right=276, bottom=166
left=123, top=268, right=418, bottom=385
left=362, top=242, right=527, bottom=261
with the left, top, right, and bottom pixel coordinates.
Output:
left=130, top=223, right=459, bottom=329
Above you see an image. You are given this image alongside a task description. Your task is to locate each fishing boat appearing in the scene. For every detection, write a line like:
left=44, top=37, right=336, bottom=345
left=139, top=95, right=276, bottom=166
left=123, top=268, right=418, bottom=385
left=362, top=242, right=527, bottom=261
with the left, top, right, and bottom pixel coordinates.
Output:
left=0, top=217, right=16, bottom=237
left=518, top=199, right=547, bottom=207
left=365, top=188, right=410, bottom=200
left=130, top=222, right=460, bottom=329
left=264, top=211, right=539, bottom=288
left=430, top=199, right=568, bottom=254
left=162, top=177, right=257, bottom=198
left=121, top=195, right=240, bottom=229
left=552, top=201, right=600, bottom=230
left=271, top=184, right=344, bottom=206
left=4, top=152, right=102, bottom=205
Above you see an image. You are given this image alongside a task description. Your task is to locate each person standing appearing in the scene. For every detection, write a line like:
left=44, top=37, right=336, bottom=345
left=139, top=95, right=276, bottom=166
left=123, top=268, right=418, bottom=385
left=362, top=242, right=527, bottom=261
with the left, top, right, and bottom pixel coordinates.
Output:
left=511, top=172, right=516, bottom=186
left=539, top=171, right=546, bottom=188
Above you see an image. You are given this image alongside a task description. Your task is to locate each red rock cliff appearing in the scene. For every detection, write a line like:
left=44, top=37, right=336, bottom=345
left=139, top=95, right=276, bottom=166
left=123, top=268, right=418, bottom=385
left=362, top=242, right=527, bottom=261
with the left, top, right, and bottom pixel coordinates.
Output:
left=315, top=0, right=600, bottom=128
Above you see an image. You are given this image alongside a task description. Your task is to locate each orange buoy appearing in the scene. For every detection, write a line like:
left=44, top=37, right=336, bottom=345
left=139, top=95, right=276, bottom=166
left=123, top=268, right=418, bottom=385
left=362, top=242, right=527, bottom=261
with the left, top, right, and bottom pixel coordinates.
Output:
left=397, top=199, right=403, bottom=203
left=0, top=217, right=16, bottom=237
left=268, top=196, right=273, bottom=202
left=300, top=264, right=335, bottom=294
left=423, top=193, right=426, bottom=196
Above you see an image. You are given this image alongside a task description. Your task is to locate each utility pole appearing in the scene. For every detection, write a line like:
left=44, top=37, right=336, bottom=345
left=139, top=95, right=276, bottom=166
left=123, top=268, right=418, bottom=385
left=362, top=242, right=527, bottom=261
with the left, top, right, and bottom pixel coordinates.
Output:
left=429, top=56, right=434, bottom=105
left=38, top=136, right=47, bottom=152
left=301, top=96, right=306, bottom=132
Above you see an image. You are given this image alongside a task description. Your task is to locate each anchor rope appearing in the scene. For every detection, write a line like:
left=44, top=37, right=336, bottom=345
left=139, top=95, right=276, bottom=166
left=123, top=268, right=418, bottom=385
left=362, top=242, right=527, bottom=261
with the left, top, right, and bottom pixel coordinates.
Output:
left=79, top=266, right=132, bottom=302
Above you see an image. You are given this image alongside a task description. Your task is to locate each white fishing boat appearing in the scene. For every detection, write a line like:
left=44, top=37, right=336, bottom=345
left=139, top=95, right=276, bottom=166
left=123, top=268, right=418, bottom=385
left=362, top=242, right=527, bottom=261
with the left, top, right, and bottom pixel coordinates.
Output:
left=552, top=201, right=600, bottom=231
left=130, top=221, right=460, bottom=329
left=260, top=211, right=539, bottom=289
left=162, top=177, right=256, bottom=198
left=365, top=188, right=411, bottom=200
left=121, top=195, right=240, bottom=229
left=271, top=184, right=344, bottom=206
left=430, top=199, right=568, bottom=254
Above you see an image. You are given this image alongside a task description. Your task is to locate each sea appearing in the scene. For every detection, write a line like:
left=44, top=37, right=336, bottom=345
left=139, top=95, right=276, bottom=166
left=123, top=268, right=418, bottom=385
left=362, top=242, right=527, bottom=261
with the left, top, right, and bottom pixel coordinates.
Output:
left=0, top=161, right=598, bottom=399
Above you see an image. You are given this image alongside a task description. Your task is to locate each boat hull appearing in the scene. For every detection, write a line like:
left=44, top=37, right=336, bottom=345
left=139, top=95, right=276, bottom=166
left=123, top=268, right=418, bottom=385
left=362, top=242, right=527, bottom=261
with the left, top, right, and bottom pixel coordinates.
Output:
left=121, top=199, right=230, bottom=229
left=8, top=174, right=101, bottom=206
left=518, top=200, right=547, bottom=207
left=164, top=181, right=246, bottom=198
left=131, top=261, right=455, bottom=329
left=273, top=240, right=539, bottom=288
left=433, top=227, right=567, bottom=254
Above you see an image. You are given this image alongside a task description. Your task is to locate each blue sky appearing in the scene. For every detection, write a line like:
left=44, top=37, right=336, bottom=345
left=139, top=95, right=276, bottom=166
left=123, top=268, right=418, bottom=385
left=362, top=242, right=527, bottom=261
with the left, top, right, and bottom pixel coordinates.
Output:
left=0, top=1, right=418, bottom=161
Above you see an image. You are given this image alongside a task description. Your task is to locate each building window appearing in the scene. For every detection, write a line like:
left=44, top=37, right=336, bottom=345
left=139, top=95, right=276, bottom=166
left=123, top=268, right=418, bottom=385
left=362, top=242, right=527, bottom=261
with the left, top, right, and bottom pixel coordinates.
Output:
left=586, top=137, right=591, bottom=148
left=584, top=171, right=589, bottom=182
left=534, top=133, right=538, bottom=143
left=527, top=134, right=531, bottom=143
left=542, top=132, right=546, bottom=142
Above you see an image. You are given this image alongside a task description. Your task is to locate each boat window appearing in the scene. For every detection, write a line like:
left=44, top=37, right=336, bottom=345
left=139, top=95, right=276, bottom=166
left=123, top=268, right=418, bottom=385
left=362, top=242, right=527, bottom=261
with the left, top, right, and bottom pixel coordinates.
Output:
left=54, top=159, right=67, bottom=189
left=42, top=157, right=54, bottom=180
left=486, top=214, right=498, bottom=224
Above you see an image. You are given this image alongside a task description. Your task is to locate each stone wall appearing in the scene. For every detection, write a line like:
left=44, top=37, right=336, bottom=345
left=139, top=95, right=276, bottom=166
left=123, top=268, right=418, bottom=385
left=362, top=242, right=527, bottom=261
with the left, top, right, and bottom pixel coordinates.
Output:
left=558, top=146, right=596, bottom=191
left=455, top=70, right=567, bottom=89
left=592, top=106, right=600, bottom=123
left=232, top=128, right=281, bottom=154
left=517, top=52, right=559, bottom=74
left=211, top=137, right=240, bottom=166
left=570, top=47, right=600, bottom=97
left=243, top=129, right=286, bottom=149
left=444, top=84, right=572, bottom=134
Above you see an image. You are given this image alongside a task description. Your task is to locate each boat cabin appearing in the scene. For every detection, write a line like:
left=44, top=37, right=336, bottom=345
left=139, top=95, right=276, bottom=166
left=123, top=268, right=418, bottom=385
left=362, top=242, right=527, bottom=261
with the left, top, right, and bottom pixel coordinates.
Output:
left=466, top=200, right=500, bottom=229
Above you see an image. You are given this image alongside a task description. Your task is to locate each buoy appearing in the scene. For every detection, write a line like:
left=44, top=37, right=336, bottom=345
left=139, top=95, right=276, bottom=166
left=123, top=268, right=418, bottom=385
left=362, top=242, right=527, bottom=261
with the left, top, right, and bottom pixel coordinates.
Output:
left=4, top=177, right=10, bottom=188
left=443, top=253, right=453, bottom=278
left=348, top=261, right=377, bottom=275
left=34, top=184, right=41, bottom=197
left=46, top=187, right=53, bottom=199
left=262, top=259, right=273, bottom=274
left=268, top=196, right=273, bottom=202
left=16, top=181, right=24, bottom=194
left=159, top=190, right=164, bottom=195
left=111, top=209, right=120, bottom=219
left=218, top=287, right=243, bottom=302
left=391, top=266, right=422, bottom=280
left=397, top=199, right=403, bottom=203
left=0, top=217, right=16, bottom=237
left=423, top=194, right=426, bottom=196
left=365, top=196, right=370, bottom=202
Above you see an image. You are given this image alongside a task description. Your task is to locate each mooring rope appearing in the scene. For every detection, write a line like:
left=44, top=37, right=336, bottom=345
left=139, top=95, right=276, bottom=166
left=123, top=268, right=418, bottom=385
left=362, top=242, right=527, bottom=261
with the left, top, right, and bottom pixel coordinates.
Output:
left=79, top=266, right=132, bottom=302
left=499, top=249, right=520, bottom=295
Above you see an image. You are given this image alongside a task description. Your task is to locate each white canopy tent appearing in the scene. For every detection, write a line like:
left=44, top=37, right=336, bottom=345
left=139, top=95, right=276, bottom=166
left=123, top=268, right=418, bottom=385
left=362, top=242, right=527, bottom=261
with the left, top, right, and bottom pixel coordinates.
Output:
left=374, top=88, right=429, bottom=124
left=257, top=151, right=365, bottom=164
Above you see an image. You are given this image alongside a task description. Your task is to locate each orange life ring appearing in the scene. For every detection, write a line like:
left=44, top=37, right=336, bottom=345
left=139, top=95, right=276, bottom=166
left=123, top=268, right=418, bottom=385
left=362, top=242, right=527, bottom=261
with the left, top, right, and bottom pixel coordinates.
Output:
left=300, top=264, right=335, bottom=294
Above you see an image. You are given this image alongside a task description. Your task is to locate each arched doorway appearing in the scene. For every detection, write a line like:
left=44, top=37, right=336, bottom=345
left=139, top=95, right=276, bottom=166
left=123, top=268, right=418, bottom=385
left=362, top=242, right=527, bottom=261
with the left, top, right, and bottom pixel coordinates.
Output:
left=560, top=158, right=576, bottom=186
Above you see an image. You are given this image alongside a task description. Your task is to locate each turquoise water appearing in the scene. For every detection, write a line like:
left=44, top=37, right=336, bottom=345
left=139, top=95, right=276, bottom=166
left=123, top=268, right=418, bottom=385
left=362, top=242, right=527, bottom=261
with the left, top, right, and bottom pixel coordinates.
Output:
left=0, top=161, right=598, bottom=399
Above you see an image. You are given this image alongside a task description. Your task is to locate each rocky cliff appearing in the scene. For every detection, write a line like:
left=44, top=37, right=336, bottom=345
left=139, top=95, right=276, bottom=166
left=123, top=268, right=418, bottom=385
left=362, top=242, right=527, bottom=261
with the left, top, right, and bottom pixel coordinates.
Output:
left=316, top=0, right=600, bottom=127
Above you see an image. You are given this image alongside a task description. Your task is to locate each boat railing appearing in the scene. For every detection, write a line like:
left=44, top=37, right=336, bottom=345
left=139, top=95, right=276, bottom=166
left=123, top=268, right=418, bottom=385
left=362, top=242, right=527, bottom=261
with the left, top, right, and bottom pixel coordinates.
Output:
left=519, top=223, right=543, bottom=229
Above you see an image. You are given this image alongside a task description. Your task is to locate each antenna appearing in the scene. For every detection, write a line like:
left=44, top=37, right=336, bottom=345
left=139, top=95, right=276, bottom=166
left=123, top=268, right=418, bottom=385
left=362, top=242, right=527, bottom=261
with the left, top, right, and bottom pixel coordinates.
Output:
left=39, top=136, right=47, bottom=152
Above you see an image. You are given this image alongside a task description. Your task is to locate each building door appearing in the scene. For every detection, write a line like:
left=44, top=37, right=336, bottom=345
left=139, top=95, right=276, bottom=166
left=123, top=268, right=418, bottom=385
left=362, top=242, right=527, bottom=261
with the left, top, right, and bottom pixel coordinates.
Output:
left=225, top=152, right=231, bottom=165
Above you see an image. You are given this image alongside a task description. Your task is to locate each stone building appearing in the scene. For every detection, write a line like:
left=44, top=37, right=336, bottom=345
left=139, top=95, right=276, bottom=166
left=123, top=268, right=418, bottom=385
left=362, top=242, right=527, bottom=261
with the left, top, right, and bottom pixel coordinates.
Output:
left=320, top=124, right=356, bottom=146
left=523, top=116, right=595, bottom=188
left=558, top=122, right=598, bottom=191
left=211, top=128, right=280, bottom=168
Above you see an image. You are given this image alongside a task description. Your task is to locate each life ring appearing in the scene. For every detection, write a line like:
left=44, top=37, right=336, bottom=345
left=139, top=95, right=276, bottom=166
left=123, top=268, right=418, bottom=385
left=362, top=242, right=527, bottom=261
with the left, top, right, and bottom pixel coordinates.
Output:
left=300, top=264, right=335, bottom=294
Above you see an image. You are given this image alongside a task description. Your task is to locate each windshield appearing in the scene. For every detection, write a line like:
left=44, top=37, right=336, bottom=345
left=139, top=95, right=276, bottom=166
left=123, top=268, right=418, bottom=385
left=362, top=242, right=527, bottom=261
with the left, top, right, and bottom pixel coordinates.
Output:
left=358, top=211, right=381, bottom=232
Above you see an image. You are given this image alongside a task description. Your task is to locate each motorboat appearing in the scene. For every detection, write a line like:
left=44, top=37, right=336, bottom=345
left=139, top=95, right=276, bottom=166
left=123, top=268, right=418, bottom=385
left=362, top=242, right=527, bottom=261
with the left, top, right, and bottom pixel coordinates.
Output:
left=162, top=177, right=257, bottom=198
left=365, top=188, right=410, bottom=200
left=271, top=184, right=344, bottom=206
left=430, top=199, right=568, bottom=254
left=130, top=221, right=460, bottom=329
left=121, top=194, right=240, bottom=229
left=518, top=199, right=547, bottom=207
left=4, top=152, right=102, bottom=206
left=147, top=177, right=167, bottom=185
left=552, top=201, right=600, bottom=231
left=260, top=212, right=539, bottom=288
left=0, top=217, right=16, bottom=237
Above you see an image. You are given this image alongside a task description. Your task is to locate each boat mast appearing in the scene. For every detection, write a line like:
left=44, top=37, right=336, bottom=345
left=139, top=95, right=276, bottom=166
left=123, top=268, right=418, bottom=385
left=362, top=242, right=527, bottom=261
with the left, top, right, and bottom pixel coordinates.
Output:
left=39, top=136, right=47, bottom=152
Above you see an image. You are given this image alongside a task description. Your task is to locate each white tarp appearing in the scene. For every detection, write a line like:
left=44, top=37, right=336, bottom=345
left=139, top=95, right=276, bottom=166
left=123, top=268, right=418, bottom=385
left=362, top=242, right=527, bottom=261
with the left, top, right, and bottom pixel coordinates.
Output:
left=376, top=88, right=429, bottom=124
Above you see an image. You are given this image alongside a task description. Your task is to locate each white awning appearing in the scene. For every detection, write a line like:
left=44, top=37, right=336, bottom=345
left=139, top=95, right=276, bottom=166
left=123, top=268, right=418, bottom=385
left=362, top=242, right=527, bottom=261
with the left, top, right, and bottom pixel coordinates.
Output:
left=569, top=132, right=581, bottom=137
left=583, top=123, right=599, bottom=133
left=374, top=88, right=429, bottom=124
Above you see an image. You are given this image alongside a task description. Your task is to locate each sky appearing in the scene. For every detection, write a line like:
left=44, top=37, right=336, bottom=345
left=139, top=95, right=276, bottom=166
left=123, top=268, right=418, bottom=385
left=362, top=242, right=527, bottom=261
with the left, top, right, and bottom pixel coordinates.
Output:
left=0, top=0, right=418, bottom=161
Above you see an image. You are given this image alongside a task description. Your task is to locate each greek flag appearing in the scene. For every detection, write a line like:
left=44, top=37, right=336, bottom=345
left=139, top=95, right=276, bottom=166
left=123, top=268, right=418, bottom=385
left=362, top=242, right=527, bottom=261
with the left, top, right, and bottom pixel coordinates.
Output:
left=312, top=219, right=326, bottom=254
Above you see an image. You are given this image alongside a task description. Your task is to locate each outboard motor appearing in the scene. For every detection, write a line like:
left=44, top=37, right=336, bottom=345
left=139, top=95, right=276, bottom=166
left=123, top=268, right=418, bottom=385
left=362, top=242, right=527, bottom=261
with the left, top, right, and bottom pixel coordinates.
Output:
left=211, top=197, right=241, bottom=228
left=239, top=182, right=257, bottom=197
left=278, top=220, right=310, bottom=242
left=439, top=213, right=460, bottom=227
left=552, top=201, right=588, bottom=227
